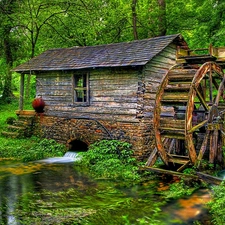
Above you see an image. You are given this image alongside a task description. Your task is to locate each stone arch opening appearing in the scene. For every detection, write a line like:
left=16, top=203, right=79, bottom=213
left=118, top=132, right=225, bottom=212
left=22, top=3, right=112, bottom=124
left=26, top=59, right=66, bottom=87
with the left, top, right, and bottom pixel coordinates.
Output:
left=68, top=139, right=88, bottom=152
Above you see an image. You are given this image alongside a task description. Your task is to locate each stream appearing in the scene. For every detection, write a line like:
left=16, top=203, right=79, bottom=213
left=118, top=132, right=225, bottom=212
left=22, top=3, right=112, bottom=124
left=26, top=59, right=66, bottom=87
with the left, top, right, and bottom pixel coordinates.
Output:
left=0, top=153, right=212, bottom=225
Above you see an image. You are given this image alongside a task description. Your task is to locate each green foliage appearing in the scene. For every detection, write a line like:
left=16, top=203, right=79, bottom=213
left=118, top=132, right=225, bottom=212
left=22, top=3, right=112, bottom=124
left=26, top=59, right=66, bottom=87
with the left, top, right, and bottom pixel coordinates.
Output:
left=5, top=116, right=16, bottom=125
left=22, top=138, right=67, bottom=162
left=0, top=136, right=66, bottom=162
left=162, top=179, right=200, bottom=199
left=15, top=182, right=164, bottom=225
left=122, top=213, right=162, bottom=225
left=1, top=0, right=225, bottom=102
left=183, top=167, right=196, bottom=175
left=207, top=181, right=225, bottom=225
left=76, top=140, right=141, bottom=181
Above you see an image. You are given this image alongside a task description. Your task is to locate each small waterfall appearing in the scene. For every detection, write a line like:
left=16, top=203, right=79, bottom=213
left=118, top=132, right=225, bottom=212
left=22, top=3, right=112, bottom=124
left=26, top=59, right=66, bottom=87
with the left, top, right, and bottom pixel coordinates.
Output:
left=63, top=151, right=78, bottom=158
left=37, top=151, right=81, bottom=164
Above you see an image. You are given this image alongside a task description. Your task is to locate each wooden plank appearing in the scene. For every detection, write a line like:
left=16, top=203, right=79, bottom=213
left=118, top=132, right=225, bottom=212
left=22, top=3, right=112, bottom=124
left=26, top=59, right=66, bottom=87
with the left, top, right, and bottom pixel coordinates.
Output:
left=47, top=105, right=138, bottom=115
left=19, top=74, right=24, bottom=111
left=87, top=102, right=137, bottom=109
left=177, top=161, right=190, bottom=172
left=37, top=90, right=72, bottom=96
left=161, top=133, right=185, bottom=139
left=209, top=129, right=218, bottom=164
left=91, top=84, right=138, bottom=91
left=37, top=85, right=73, bottom=91
left=45, top=111, right=140, bottom=122
left=92, top=89, right=136, bottom=96
left=168, top=68, right=197, bottom=76
left=145, top=147, right=158, bottom=167
left=151, top=55, right=176, bottom=67
left=195, top=130, right=210, bottom=168
left=147, top=60, right=175, bottom=70
left=196, top=172, right=223, bottom=185
left=168, top=74, right=195, bottom=81
left=143, top=166, right=198, bottom=179
left=164, top=86, right=190, bottom=92
left=168, top=154, right=190, bottom=164
left=143, top=167, right=223, bottom=185
left=91, top=96, right=137, bottom=103
left=160, top=118, right=185, bottom=129
left=160, top=128, right=185, bottom=135
left=154, top=71, right=170, bottom=166
left=162, top=92, right=189, bottom=102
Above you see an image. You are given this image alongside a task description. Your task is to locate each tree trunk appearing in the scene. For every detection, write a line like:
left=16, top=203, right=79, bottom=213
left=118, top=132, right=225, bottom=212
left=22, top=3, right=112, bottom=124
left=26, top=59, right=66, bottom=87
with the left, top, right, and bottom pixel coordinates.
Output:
left=158, top=0, right=166, bottom=36
left=131, top=0, right=138, bottom=40
left=2, top=27, right=14, bottom=102
left=25, top=39, right=35, bottom=99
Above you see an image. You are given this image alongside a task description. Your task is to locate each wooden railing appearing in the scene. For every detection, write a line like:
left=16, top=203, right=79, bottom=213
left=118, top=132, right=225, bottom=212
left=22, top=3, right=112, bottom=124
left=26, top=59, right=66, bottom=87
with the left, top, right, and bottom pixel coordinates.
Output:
left=176, top=45, right=225, bottom=62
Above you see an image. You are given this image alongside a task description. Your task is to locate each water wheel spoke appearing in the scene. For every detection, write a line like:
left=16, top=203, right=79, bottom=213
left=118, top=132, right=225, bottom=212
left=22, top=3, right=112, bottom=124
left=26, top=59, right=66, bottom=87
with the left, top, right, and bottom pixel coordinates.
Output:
left=168, top=139, right=176, bottom=154
left=209, top=129, right=219, bottom=164
left=208, top=66, right=213, bottom=103
left=197, top=83, right=206, bottom=100
left=217, top=134, right=223, bottom=164
left=195, top=130, right=210, bottom=168
left=194, top=86, right=209, bottom=111
left=215, top=78, right=225, bottom=105
left=187, top=119, right=208, bottom=134
left=212, top=77, right=220, bottom=89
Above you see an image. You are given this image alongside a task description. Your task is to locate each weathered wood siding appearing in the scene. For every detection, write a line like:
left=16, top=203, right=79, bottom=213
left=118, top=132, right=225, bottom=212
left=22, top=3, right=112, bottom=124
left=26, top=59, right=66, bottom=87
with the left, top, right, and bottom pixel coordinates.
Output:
left=142, top=43, right=177, bottom=118
left=134, top=43, right=177, bottom=159
left=36, top=67, right=142, bottom=122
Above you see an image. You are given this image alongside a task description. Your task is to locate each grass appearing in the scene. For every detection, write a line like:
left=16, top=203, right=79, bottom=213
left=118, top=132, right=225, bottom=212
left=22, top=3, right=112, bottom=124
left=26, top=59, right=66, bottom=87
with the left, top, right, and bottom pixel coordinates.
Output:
left=0, top=97, right=36, bottom=160
left=0, top=97, right=66, bottom=161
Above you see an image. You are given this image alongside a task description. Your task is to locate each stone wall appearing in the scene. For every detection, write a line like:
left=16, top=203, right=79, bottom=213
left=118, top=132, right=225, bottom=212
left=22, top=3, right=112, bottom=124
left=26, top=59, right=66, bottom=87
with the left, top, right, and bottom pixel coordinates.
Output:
left=36, top=115, right=155, bottom=161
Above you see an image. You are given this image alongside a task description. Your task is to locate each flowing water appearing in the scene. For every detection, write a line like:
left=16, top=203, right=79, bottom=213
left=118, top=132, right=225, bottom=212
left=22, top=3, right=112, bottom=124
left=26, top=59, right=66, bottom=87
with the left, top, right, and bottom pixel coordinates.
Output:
left=0, top=154, right=212, bottom=225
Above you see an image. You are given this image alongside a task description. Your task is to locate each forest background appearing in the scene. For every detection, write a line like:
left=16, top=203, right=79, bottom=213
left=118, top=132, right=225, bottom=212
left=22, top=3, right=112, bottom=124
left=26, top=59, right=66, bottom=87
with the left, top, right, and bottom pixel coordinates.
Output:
left=0, top=0, right=224, bottom=102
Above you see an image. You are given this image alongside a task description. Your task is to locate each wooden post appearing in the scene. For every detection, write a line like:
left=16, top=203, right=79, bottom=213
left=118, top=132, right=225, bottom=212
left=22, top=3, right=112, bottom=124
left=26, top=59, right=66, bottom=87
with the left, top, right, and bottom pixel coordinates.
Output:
left=19, top=73, right=24, bottom=111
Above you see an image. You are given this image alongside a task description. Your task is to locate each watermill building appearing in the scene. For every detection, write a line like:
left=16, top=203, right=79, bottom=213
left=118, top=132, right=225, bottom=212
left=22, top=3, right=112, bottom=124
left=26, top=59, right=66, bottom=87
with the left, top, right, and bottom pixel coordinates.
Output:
left=13, top=34, right=225, bottom=168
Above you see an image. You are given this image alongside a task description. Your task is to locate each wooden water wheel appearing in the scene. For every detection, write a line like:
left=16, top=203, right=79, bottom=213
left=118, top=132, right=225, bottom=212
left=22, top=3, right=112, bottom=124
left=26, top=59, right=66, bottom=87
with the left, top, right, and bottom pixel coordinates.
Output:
left=151, top=61, right=225, bottom=172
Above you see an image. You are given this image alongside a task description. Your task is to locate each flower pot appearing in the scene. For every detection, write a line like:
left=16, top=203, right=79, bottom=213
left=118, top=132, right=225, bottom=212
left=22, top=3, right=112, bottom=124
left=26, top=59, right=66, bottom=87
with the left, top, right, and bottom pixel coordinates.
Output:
left=32, top=98, right=45, bottom=113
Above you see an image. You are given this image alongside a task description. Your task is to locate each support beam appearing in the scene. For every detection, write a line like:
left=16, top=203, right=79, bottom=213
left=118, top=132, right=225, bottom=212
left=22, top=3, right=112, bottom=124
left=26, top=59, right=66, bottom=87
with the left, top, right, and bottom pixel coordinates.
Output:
left=19, top=74, right=24, bottom=111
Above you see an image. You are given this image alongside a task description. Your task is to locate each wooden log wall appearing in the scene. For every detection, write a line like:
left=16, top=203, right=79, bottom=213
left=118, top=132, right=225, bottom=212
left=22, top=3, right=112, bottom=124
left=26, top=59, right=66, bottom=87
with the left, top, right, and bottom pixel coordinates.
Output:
left=35, top=43, right=177, bottom=160
left=142, top=44, right=177, bottom=119
left=36, top=68, right=141, bottom=122
left=136, top=44, right=177, bottom=159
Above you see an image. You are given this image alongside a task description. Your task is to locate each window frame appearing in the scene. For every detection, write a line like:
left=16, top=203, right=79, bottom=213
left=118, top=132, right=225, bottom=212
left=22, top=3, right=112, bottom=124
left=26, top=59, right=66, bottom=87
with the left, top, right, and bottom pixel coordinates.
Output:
left=73, top=73, right=90, bottom=106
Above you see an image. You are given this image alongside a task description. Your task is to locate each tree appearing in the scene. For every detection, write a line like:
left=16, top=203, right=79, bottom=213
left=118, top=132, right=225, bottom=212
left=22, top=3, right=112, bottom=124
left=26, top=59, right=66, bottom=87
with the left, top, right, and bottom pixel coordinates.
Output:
left=158, top=0, right=166, bottom=36
left=0, top=0, right=19, bottom=101
left=131, top=0, right=138, bottom=39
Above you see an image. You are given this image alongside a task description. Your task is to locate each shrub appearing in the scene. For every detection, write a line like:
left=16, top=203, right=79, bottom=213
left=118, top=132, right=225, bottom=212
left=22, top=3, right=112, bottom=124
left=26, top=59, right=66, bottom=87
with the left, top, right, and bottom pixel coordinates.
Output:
left=207, top=181, right=225, bottom=225
left=76, top=140, right=140, bottom=181
left=5, top=117, right=16, bottom=125
left=22, top=138, right=67, bottom=162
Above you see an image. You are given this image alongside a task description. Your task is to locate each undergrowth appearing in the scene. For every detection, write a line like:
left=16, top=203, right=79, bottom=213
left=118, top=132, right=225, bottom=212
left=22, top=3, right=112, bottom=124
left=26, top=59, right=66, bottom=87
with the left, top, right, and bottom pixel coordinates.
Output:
left=207, top=181, right=225, bottom=225
left=0, top=97, right=66, bottom=162
left=76, top=140, right=141, bottom=182
left=0, top=136, right=67, bottom=162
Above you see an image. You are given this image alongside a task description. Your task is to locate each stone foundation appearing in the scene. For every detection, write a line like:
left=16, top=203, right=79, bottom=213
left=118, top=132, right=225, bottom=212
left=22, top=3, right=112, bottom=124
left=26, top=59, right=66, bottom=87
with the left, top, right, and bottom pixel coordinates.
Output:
left=35, top=115, right=155, bottom=161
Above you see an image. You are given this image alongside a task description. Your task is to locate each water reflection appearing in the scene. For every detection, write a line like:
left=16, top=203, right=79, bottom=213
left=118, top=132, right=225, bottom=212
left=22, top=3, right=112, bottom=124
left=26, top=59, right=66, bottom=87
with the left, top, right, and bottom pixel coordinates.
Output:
left=0, top=160, right=94, bottom=224
left=0, top=159, right=211, bottom=225
left=0, top=173, right=33, bottom=224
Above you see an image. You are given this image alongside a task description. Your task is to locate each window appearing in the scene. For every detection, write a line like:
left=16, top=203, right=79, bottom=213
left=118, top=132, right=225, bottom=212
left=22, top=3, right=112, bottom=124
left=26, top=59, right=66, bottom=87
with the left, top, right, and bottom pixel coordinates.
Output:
left=73, top=74, right=89, bottom=104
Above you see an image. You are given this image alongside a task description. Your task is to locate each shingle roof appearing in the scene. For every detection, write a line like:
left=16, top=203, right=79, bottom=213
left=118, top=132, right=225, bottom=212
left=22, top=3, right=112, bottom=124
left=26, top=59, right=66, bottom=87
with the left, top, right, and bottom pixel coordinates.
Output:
left=13, top=34, right=183, bottom=73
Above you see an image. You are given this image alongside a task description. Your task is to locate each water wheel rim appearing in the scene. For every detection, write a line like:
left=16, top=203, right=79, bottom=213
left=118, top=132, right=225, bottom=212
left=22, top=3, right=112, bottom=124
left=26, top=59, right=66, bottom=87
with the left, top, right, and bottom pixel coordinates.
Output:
left=185, top=62, right=225, bottom=165
left=153, top=70, right=170, bottom=165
